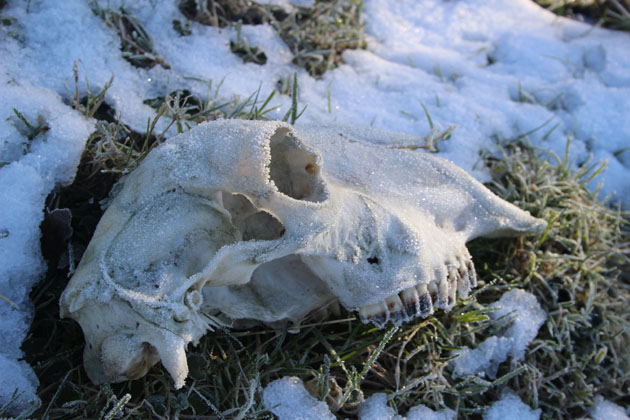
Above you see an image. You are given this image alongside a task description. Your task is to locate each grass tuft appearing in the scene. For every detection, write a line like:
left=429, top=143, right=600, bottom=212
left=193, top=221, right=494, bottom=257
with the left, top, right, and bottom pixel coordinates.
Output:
left=10, top=108, right=49, bottom=141
left=178, top=0, right=277, bottom=27
left=470, top=139, right=630, bottom=418
left=1, top=108, right=49, bottom=168
left=230, top=21, right=268, bottom=65
left=65, top=60, right=114, bottom=120
left=90, top=2, right=170, bottom=69
left=271, top=0, right=366, bottom=77
left=534, top=0, right=630, bottom=31
left=179, top=0, right=366, bottom=77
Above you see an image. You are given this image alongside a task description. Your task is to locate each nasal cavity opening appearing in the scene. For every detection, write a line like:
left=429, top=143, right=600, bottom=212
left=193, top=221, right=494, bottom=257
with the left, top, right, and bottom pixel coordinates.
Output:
left=269, top=128, right=325, bottom=202
left=221, top=192, right=285, bottom=241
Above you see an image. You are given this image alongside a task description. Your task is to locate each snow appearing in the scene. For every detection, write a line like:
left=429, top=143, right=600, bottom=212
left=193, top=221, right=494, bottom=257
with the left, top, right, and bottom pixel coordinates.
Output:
left=262, top=380, right=455, bottom=420
left=0, top=73, right=93, bottom=411
left=357, top=393, right=398, bottom=420
left=262, top=376, right=630, bottom=420
left=0, top=0, right=628, bottom=414
left=358, top=393, right=455, bottom=420
left=29, top=0, right=629, bottom=204
left=262, top=377, right=335, bottom=420
left=262, top=380, right=549, bottom=420
left=588, top=396, right=630, bottom=420
left=451, top=289, right=546, bottom=378
left=484, top=389, right=541, bottom=420
left=327, top=0, right=630, bottom=203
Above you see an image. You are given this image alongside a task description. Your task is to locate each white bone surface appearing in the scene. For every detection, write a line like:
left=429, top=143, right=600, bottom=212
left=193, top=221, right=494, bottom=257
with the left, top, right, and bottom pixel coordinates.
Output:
left=60, top=120, right=545, bottom=388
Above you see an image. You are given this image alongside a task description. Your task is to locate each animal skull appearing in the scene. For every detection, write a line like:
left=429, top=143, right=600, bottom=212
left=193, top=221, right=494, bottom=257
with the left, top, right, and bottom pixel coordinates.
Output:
left=60, top=120, right=545, bottom=389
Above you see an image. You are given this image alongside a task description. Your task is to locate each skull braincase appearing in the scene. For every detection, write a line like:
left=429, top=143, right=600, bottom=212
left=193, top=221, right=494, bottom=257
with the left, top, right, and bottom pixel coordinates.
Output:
left=60, top=120, right=545, bottom=389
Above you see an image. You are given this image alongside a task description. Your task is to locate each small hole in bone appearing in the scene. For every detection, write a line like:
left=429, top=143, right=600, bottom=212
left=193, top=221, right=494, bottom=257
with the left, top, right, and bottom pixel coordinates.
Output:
left=367, top=256, right=380, bottom=265
left=269, top=128, right=324, bottom=201
left=221, top=193, right=285, bottom=241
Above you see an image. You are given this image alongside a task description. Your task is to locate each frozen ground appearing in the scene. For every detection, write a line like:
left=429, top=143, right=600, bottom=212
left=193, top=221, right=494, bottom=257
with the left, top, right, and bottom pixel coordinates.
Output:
left=262, top=373, right=629, bottom=419
left=0, top=0, right=628, bottom=415
left=263, top=377, right=457, bottom=420
left=483, top=389, right=541, bottom=420
left=262, top=363, right=630, bottom=420
left=260, top=290, right=544, bottom=419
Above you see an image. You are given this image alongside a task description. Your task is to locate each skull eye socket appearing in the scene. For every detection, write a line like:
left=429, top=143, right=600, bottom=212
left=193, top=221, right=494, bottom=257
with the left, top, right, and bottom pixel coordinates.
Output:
left=269, top=128, right=326, bottom=202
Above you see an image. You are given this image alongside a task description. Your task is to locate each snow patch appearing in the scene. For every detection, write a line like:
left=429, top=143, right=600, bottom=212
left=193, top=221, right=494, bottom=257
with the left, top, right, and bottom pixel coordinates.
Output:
left=358, top=393, right=455, bottom=420
left=0, top=74, right=93, bottom=412
left=588, top=396, right=630, bottom=420
left=262, top=379, right=456, bottom=420
left=451, top=289, right=546, bottom=378
left=262, top=377, right=335, bottom=420
left=484, top=389, right=541, bottom=420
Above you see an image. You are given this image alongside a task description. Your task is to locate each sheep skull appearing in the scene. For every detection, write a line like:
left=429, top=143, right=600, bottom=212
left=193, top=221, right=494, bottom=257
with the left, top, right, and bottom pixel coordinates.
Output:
left=60, top=120, right=545, bottom=389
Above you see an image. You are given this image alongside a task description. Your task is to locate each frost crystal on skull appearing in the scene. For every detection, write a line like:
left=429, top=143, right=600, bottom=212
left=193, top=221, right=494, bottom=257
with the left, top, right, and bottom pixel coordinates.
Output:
left=60, top=120, right=545, bottom=389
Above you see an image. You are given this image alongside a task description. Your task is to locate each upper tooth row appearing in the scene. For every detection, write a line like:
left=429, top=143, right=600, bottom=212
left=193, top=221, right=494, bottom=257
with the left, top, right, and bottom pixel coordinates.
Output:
left=358, top=258, right=477, bottom=326
left=358, top=282, right=434, bottom=325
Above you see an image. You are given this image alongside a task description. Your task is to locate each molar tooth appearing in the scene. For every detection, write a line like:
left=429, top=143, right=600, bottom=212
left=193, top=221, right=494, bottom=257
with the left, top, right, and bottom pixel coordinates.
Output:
left=466, top=260, right=478, bottom=287
left=400, top=286, right=419, bottom=305
left=457, top=257, right=472, bottom=297
left=437, top=276, right=449, bottom=308
left=415, top=283, right=433, bottom=315
left=457, top=260, right=469, bottom=278
left=449, top=266, right=458, bottom=283
left=400, top=286, right=420, bottom=319
left=457, top=271, right=471, bottom=297
left=426, top=281, right=440, bottom=310
left=358, top=302, right=385, bottom=322
left=415, top=283, right=428, bottom=296
left=448, top=268, right=458, bottom=306
left=382, top=301, right=391, bottom=324
left=385, top=294, right=404, bottom=316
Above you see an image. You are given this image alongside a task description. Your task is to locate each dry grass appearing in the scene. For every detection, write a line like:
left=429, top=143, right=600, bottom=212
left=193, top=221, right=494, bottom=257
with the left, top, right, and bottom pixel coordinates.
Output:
left=90, top=2, right=170, bottom=69
left=178, top=0, right=366, bottom=77
left=534, top=0, right=630, bottom=30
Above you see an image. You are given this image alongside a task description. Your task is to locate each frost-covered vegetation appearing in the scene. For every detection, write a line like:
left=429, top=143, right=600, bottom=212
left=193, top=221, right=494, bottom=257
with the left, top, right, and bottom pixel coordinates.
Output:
left=0, top=0, right=629, bottom=418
